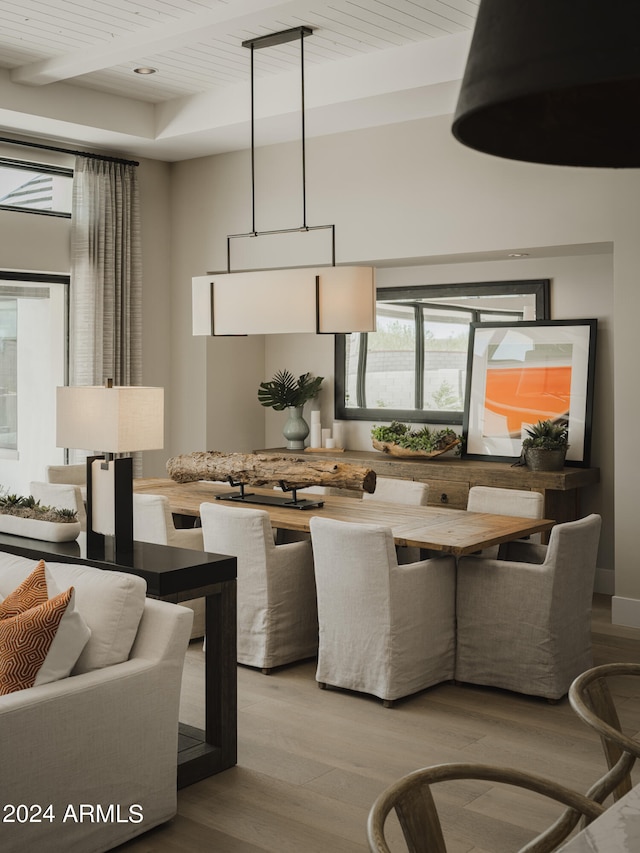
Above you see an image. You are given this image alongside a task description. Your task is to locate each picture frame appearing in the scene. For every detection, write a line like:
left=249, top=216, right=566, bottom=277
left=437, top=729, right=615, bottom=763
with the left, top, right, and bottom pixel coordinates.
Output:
left=462, top=319, right=597, bottom=466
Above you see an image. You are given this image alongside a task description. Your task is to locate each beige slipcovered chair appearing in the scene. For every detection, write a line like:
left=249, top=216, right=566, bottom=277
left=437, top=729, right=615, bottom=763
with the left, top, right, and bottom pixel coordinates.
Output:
left=363, top=476, right=429, bottom=563
left=30, top=480, right=87, bottom=531
left=456, top=514, right=602, bottom=700
left=309, top=516, right=456, bottom=706
left=363, top=476, right=429, bottom=506
left=45, top=463, right=87, bottom=501
left=132, top=493, right=205, bottom=638
left=466, top=485, right=545, bottom=557
left=199, top=501, right=317, bottom=672
left=367, top=762, right=604, bottom=853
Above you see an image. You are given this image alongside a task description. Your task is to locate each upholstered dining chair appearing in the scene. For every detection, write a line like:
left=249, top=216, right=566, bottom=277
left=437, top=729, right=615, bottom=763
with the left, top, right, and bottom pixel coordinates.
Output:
left=45, top=463, right=87, bottom=501
left=29, top=480, right=87, bottom=531
left=456, top=514, right=602, bottom=700
left=466, top=485, right=545, bottom=557
left=569, top=663, right=640, bottom=804
left=132, top=493, right=205, bottom=638
left=309, top=516, right=455, bottom=706
left=363, top=476, right=430, bottom=563
left=363, top=476, right=429, bottom=506
left=366, top=762, right=604, bottom=853
left=199, top=501, right=317, bottom=672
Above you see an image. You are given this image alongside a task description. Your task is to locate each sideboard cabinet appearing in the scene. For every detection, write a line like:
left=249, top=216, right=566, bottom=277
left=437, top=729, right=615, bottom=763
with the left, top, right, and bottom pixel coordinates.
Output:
left=259, top=448, right=599, bottom=526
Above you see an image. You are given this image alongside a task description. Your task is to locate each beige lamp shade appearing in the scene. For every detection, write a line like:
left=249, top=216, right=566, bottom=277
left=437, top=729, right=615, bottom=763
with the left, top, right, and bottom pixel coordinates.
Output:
left=192, top=265, right=376, bottom=336
left=56, top=385, right=164, bottom=453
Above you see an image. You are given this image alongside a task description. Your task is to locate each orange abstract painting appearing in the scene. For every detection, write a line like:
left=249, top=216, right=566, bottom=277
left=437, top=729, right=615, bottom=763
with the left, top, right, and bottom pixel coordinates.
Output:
left=484, top=365, right=572, bottom=437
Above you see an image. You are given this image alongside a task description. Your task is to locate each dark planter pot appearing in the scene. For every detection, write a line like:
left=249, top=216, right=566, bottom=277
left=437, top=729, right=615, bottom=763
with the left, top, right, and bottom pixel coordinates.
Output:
left=524, top=447, right=568, bottom=472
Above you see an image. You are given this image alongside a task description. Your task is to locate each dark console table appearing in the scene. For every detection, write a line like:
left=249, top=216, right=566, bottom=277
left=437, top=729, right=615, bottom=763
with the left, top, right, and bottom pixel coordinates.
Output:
left=0, top=532, right=237, bottom=788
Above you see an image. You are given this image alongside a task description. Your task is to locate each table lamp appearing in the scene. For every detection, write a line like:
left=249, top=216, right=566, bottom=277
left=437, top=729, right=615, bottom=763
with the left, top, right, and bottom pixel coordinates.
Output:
left=56, top=380, right=164, bottom=557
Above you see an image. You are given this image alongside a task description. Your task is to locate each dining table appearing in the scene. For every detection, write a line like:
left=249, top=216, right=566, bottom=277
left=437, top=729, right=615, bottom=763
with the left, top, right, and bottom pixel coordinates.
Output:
left=558, top=784, right=640, bottom=851
left=134, top=477, right=555, bottom=557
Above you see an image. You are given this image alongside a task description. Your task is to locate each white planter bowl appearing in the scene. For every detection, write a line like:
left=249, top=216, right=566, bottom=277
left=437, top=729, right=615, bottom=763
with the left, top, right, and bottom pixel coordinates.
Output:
left=0, top=514, right=81, bottom=542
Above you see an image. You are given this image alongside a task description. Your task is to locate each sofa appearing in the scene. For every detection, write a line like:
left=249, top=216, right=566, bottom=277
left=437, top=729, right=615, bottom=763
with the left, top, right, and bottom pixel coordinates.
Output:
left=0, top=550, right=193, bottom=853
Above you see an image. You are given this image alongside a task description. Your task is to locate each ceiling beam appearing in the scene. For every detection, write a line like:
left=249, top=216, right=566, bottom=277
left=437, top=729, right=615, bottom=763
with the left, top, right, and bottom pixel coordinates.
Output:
left=9, top=0, right=320, bottom=86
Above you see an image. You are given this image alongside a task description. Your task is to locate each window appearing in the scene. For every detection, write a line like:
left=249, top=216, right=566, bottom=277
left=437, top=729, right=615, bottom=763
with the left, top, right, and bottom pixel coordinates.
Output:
left=335, top=280, right=550, bottom=425
left=0, top=159, right=72, bottom=216
left=0, top=277, right=69, bottom=467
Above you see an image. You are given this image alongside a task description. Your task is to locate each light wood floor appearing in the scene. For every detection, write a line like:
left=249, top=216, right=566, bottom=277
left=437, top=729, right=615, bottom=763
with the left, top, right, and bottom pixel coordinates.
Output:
left=117, top=595, right=640, bottom=853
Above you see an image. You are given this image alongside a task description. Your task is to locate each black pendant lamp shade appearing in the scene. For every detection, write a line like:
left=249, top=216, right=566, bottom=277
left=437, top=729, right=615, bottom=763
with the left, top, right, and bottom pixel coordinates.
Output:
left=452, top=0, right=640, bottom=168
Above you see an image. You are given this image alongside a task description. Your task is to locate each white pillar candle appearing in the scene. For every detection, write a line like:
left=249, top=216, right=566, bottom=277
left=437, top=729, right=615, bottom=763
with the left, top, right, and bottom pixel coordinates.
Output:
left=321, top=428, right=331, bottom=448
left=332, top=421, right=344, bottom=449
left=311, top=409, right=321, bottom=424
left=324, top=437, right=336, bottom=449
left=310, top=423, right=322, bottom=448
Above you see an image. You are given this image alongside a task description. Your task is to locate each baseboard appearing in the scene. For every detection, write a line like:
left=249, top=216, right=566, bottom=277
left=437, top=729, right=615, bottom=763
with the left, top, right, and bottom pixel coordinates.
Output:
left=594, top=567, right=615, bottom=596
left=612, top=595, right=640, bottom=629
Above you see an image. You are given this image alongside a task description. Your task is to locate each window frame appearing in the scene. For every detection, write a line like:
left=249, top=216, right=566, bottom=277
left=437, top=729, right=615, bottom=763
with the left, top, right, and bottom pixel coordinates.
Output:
left=0, top=157, right=73, bottom=218
left=334, top=279, right=550, bottom=425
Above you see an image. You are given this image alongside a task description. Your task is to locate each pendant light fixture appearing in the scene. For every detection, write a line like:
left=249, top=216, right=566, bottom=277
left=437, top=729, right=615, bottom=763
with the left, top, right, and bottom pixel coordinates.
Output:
left=192, top=26, right=376, bottom=336
left=452, top=0, right=640, bottom=168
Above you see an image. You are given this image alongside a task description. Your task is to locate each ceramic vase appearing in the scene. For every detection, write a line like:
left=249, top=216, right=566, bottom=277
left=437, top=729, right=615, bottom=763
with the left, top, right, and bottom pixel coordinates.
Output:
left=283, top=406, right=309, bottom=450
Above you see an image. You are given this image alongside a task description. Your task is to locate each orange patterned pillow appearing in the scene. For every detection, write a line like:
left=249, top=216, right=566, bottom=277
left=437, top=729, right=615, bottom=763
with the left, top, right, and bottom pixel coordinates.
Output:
left=0, top=560, right=49, bottom=619
left=0, top=563, right=91, bottom=695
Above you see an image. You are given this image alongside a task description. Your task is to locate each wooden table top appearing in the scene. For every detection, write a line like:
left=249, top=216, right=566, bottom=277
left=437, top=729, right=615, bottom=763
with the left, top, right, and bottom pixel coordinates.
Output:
left=135, top=478, right=555, bottom=557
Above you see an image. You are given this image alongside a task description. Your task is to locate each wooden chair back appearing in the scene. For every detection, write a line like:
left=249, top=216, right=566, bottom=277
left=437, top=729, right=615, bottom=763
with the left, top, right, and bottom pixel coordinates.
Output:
left=367, top=762, right=604, bottom=853
left=569, top=663, right=640, bottom=803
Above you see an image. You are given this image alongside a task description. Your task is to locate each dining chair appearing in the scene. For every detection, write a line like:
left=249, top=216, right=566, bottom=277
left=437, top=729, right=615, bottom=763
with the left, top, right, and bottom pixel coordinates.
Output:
left=132, top=493, right=205, bottom=638
left=363, top=477, right=430, bottom=506
left=569, top=663, right=640, bottom=804
left=363, top=476, right=430, bottom=563
left=45, top=463, right=87, bottom=501
left=29, top=480, right=87, bottom=531
left=366, top=762, right=605, bottom=853
left=456, top=514, right=602, bottom=700
left=309, top=516, right=455, bottom=706
left=466, top=485, right=544, bottom=557
left=199, top=501, right=317, bottom=672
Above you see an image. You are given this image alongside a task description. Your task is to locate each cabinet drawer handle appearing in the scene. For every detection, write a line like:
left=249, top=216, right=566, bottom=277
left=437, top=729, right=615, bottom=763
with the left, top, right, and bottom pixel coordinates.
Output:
left=440, top=493, right=448, bottom=504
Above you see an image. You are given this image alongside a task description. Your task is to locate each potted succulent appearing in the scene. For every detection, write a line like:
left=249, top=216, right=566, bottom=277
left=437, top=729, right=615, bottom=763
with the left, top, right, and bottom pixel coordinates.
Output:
left=0, top=491, right=81, bottom=542
left=258, top=370, right=324, bottom=449
left=521, top=419, right=569, bottom=471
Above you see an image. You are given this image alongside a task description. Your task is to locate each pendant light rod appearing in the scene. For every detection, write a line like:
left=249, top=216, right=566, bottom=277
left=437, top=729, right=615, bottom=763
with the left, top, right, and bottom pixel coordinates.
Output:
left=241, top=26, right=313, bottom=238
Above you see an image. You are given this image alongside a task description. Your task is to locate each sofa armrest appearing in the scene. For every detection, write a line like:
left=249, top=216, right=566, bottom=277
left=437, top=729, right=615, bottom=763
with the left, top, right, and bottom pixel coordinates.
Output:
left=0, top=599, right=193, bottom=853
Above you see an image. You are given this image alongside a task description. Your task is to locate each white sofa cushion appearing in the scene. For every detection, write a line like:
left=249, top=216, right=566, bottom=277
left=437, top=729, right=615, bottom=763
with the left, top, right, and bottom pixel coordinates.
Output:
left=0, top=554, right=146, bottom=674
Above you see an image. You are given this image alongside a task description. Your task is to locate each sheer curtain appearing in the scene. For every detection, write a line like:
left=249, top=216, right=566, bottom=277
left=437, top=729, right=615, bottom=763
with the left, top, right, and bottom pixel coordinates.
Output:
left=69, top=156, right=142, bottom=468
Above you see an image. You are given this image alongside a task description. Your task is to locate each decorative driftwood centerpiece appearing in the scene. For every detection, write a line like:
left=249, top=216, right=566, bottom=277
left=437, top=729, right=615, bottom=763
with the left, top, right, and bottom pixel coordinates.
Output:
left=167, top=451, right=377, bottom=493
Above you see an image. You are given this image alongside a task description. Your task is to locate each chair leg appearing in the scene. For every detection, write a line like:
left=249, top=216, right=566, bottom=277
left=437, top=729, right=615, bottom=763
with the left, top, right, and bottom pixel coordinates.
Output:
left=383, top=699, right=395, bottom=709
left=261, top=667, right=272, bottom=675
left=318, top=681, right=327, bottom=690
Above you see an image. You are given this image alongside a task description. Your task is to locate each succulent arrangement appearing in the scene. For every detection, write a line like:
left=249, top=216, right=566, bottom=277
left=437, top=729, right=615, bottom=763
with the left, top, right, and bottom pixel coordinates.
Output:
left=0, top=491, right=78, bottom=523
left=522, top=419, right=569, bottom=451
left=371, top=421, right=461, bottom=454
left=258, top=369, right=324, bottom=411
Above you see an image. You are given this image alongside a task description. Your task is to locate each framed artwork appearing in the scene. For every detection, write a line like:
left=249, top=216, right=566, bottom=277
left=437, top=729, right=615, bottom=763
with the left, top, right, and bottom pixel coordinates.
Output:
left=462, top=319, right=597, bottom=466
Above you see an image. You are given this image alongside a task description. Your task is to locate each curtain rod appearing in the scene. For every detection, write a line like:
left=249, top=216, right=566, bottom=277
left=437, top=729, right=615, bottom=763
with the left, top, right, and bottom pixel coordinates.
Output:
left=0, top=135, right=139, bottom=167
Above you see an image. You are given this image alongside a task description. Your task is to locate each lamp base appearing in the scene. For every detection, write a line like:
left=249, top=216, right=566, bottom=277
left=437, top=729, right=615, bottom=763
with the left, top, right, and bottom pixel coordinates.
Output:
left=86, top=455, right=133, bottom=558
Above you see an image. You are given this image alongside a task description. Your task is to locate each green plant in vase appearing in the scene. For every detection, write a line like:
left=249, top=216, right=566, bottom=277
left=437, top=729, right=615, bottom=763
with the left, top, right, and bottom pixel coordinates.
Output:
left=521, top=419, right=569, bottom=471
left=258, top=370, right=324, bottom=449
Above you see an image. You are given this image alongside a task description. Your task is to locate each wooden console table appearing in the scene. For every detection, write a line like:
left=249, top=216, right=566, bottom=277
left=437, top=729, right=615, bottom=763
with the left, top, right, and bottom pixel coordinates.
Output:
left=0, top=532, right=237, bottom=789
left=258, top=448, right=599, bottom=526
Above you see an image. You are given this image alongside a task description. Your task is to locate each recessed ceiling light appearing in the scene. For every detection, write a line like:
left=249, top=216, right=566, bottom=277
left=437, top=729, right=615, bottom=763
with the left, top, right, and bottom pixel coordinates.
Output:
left=508, top=252, right=530, bottom=258
left=133, top=67, right=157, bottom=75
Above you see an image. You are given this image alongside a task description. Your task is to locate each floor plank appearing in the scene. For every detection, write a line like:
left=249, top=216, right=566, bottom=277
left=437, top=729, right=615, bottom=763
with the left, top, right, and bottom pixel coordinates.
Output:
left=115, top=594, right=640, bottom=852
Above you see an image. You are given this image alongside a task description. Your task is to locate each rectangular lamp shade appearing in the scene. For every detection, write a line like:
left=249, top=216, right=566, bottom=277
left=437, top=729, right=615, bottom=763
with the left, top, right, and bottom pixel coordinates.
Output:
left=56, top=385, right=164, bottom=453
left=192, top=265, right=376, bottom=336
